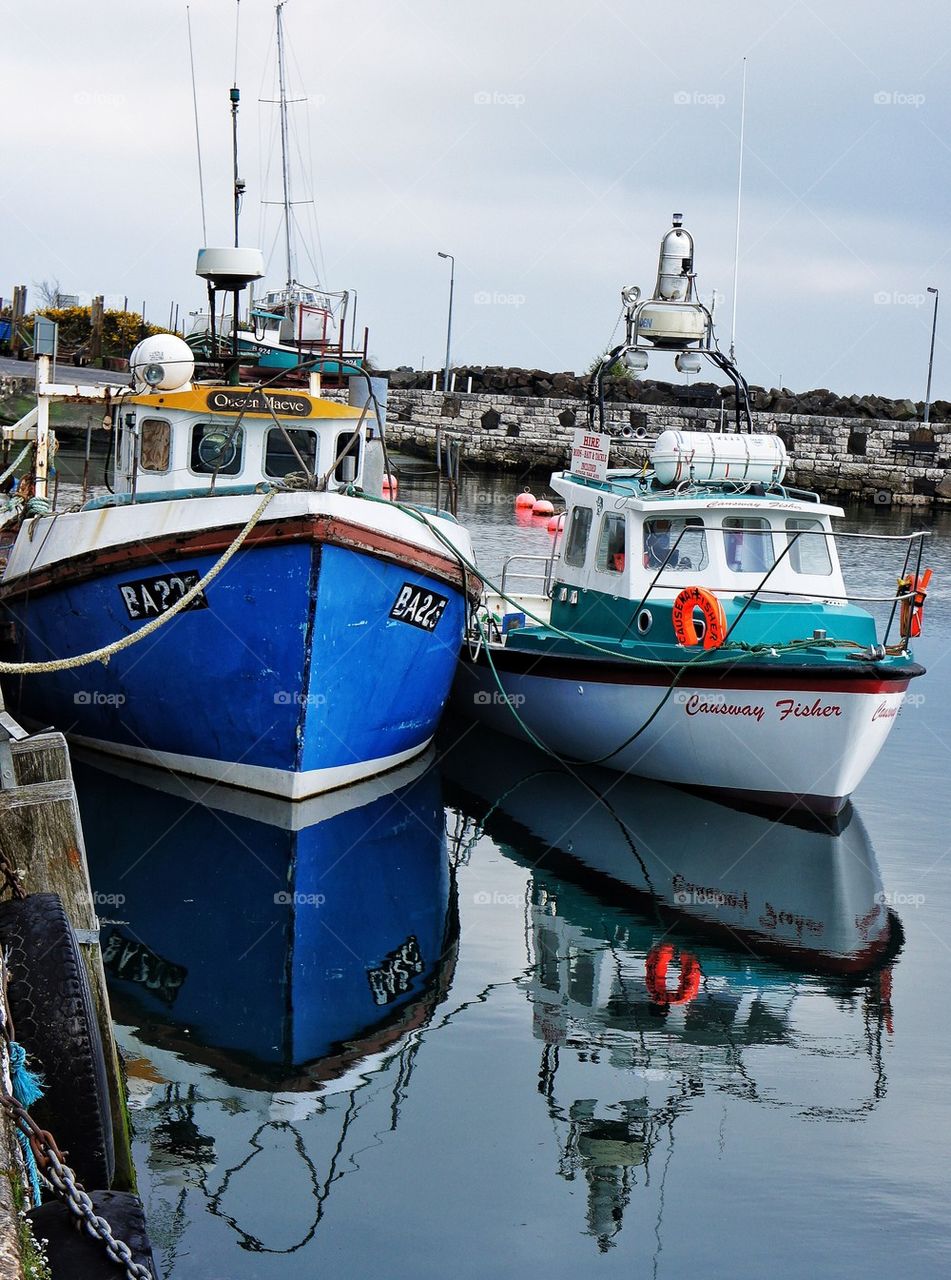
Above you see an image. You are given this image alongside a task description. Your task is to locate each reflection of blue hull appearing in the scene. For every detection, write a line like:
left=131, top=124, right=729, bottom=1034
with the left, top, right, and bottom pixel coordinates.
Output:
left=76, top=757, right=454, bottom=1085
left=4, top=538, right=465, bottom=797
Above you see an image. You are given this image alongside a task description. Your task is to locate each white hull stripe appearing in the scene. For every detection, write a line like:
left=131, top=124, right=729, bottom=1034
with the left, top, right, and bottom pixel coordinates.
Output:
left=66, top=733, right=433, bottom=801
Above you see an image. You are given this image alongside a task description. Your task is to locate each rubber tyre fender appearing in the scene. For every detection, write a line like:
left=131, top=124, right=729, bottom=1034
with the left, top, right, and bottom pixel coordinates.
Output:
left=27, top=1190, right=159, bottom=1278
left=0, top=892, right=115, bottom=1188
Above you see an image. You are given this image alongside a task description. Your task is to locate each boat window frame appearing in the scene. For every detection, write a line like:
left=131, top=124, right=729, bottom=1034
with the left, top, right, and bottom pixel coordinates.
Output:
left=137, top=417, right=172, bottom=474
left=722, top=515, right=776, bottom=574
left=785, top=516, right=834, bottom=577
left=188, top=420, right=246, bottom=478
left=263, top=425, right=320, bottom=479
left=594, top=511, right=627, bottom=574
left=643, top=515, right=709, bottom=573
left=333, top=430, right=362, bottom=484
left=564, top=505, right=594, bottom=567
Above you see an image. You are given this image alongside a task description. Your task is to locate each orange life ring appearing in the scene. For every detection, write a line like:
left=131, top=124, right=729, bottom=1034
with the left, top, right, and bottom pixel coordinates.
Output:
left=899, top=568, right=931, bottom=638
left=645, top=943, right=701, bottom=1007
left=671, top=586, right=727, bottom=649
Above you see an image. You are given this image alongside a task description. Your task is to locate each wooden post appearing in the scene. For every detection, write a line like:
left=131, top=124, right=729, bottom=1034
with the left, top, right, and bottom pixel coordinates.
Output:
left=9, top=286, right=26, bottom=358
left=88, top=294, right=105, bottom=364
left=0, top=730, right=137, bottom=1193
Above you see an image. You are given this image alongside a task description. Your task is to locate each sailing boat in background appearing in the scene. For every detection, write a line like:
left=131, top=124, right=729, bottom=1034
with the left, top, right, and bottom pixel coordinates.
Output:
left=231, top=2, right=367, bottom=377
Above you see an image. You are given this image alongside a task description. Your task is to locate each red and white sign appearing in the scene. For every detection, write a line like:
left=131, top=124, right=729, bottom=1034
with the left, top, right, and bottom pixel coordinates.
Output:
left=570, top=429, right=611, bottom=481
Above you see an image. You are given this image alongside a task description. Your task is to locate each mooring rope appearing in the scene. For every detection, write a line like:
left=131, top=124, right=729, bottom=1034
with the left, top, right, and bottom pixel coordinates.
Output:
left=0, top=488, right=276, bottom=674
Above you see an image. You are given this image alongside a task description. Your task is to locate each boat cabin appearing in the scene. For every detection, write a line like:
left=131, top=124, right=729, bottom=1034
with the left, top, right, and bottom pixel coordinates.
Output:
left=108, top=383, right=383, bottom=501
left=550, top=474, right=848, bottom=606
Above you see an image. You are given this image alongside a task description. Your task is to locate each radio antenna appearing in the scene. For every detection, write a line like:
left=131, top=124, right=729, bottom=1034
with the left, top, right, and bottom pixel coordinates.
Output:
left=729, top=57, right=747, bottom=365
left=186, top=5, right=208, bottom=245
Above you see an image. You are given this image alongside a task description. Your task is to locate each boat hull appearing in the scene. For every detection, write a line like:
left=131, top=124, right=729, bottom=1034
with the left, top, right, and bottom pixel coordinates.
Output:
left=452, top=648, right=919, bottom=814
left=1, top=493, right=473, bottom=798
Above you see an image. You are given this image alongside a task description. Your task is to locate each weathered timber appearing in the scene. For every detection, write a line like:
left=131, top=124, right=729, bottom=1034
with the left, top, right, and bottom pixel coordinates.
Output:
left=0, top=731, right=136, bottom=1193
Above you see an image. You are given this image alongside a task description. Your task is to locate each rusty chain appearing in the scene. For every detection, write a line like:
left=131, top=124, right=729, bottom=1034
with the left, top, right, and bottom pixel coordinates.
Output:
left=0, top=1092, right=154, bottom=1279
left=0, top=847, right=26, bottom=903
left=1, top=900, right=153, bottom=1275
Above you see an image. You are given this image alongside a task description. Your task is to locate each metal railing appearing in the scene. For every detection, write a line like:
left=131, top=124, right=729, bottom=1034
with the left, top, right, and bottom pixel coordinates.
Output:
left=499, top=554, right=555, bottom=598
left=639, top=526, right=930, bottom=649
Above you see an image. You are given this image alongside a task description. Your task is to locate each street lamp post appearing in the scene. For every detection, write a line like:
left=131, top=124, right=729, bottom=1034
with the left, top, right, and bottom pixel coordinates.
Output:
left=437, top=251, right=455, bottom=393
left=924, top=286, right=939, bottom=425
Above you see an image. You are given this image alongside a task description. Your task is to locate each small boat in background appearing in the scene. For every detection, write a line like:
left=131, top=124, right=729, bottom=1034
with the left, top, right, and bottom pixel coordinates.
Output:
left=191, top=3, right=367, bottom=378
left=454, top=216, right=928, bottom=815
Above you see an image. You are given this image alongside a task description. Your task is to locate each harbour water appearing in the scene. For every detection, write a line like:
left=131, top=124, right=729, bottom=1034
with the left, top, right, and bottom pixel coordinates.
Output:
left=69, top=464, right=951, bottom=1278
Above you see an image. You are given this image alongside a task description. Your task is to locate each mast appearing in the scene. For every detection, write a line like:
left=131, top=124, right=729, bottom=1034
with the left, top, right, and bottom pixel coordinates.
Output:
left=276, top=2, right=295, bottom=292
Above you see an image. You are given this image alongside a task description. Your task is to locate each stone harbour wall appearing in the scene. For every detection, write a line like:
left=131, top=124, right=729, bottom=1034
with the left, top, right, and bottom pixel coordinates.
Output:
left=384, top=388, right=951, bottom=506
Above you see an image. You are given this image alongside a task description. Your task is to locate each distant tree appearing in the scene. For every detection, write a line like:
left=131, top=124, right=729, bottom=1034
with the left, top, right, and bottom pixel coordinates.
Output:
left=34, top=278, right=63, bottom=308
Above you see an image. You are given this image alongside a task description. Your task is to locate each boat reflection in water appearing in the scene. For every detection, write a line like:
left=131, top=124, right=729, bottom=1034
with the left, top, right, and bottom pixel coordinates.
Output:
left=442, top=723, right=902, bottom=1254
left=74, top=751, right=457, bottom=1259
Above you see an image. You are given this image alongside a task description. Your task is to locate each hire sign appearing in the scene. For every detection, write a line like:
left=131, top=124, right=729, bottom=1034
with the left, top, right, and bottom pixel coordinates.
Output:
left=570, top=429, right=611, bottom=482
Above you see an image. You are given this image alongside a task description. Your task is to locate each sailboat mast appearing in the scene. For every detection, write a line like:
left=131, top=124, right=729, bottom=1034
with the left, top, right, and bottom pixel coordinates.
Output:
left=276, top=2, right=294, bottom=292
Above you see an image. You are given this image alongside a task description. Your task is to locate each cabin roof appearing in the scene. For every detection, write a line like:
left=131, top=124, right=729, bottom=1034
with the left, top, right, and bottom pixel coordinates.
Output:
left=551, top=470, right=844, bottom=519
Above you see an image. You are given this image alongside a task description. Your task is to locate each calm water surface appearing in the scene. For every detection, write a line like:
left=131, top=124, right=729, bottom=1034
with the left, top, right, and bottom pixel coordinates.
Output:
left=71, top=465, right=951, bottom=1278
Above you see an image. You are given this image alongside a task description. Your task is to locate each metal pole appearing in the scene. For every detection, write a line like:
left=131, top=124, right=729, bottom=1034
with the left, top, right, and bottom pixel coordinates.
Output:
left=276, top=2, right=294, bottom=291
left=438, top=252, right=454, bottom=393
left=729, top=57, right=747, bottom=365
left=34, top=355, right=50, bottom=501
left=924, top=286, right=939, bottom=425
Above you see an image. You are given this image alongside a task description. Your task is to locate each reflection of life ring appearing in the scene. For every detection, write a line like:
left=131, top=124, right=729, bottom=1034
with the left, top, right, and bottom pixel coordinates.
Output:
left=645, top=944, right=701, bottom=1006
left=671, top=586, right=727, bottom=649
left=899, top=569, right=931, bottom=638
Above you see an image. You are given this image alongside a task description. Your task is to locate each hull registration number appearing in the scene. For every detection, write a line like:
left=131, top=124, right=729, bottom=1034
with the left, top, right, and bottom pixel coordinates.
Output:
left=389, top=582, right=449, bottom=632
left=118, top=571, right=208, bottom=620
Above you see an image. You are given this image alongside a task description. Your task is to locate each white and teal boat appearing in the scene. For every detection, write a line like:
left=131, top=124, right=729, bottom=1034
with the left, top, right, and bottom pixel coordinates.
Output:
left=454, top=218, right=929, bottom=815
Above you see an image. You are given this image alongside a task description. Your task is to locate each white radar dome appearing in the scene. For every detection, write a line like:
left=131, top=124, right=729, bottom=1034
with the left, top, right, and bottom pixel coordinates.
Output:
left=129, top=334, right=195, bottom=392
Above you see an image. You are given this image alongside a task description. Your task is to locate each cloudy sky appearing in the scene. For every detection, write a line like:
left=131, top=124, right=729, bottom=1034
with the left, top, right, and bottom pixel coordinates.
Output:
left=1, top=0, right=948, bottom=399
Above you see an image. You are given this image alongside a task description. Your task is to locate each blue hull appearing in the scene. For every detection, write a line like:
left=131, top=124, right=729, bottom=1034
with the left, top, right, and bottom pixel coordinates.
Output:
left=3, top=538, right=465, bottom=795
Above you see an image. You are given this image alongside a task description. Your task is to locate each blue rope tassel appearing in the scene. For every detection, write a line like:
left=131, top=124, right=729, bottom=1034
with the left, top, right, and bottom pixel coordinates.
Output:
left=9, top=1041, right=45, bottom=1203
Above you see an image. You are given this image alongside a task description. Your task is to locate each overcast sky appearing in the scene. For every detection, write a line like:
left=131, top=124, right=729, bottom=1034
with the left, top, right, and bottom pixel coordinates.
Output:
left=1, top=0, right=948, bottom=399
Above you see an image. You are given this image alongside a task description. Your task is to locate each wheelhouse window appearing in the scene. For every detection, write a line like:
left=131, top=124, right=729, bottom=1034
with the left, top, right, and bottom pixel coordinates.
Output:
left=786, top=517, right=832, bottom=576
left=722, top=516, right=775, bottom=573
left=264, top=427, right=318, bottom=479
left=139, top=418, right=171, bottom=472
left=644, top=516, right=708, bottom=572
left=595, top=513, right=626, bottom=573
left=333, top=431, right=361, bottom=483
left=564, top=506, right=593, bottom=567
left=190, top=422, right=244, bottom=476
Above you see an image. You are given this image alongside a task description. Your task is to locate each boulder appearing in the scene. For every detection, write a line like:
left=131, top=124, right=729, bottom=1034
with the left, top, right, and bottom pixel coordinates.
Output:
left=892, top=399, right=918, bottom=421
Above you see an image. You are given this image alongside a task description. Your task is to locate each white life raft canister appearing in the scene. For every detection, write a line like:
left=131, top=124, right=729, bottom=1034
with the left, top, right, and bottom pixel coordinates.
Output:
left=651, top=430, right=787, bottom=486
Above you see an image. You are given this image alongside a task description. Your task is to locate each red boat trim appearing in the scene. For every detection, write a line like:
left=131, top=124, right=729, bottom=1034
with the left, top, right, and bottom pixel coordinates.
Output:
left=0, top=513, right=482, bottom=603
left=470, top=646, right=920, bottom=693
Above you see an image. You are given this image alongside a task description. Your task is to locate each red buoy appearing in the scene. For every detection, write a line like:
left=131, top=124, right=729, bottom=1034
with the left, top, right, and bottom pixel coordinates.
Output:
left=547, top=511, right=566, bottom=534
left=532, top=499, right=554, bottom=517
left=382, top=473, right=399, bottom=499
left=514, top=489, right=536, bottom=509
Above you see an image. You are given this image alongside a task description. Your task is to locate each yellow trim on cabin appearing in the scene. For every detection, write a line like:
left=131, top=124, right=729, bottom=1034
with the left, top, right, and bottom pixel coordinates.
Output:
left=126, top=386, right=366, bottom=419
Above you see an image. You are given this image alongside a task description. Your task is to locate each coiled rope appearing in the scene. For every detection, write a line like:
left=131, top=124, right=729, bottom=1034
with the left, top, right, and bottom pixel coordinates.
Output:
left=0, top=488, right=276, bottom=674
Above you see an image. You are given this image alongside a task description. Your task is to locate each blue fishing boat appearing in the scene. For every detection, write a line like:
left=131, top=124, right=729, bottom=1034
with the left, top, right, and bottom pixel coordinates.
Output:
left=0, top=256, right=477, bottom=797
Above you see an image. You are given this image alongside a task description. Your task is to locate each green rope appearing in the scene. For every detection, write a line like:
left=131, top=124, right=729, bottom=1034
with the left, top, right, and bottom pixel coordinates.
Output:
left=350, top=486, right=863, bottom=671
